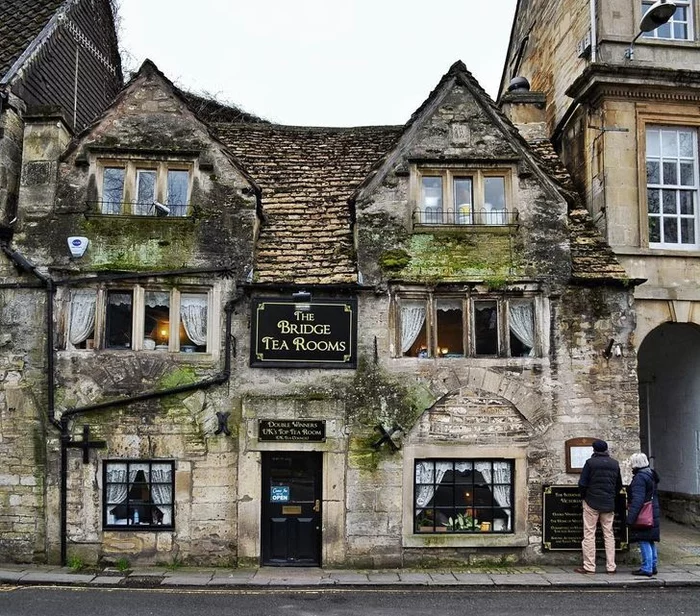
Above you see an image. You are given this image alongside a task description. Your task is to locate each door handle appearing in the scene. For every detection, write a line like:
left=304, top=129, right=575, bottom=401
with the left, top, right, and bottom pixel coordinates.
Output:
left=313, top=499, right=320, bottom=512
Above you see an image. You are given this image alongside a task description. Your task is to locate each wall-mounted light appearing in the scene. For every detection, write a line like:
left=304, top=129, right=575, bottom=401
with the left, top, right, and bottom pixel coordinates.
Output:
left=603, top=339, right=623, bottom=359
left=292, top=290, right=312, bottom=312
left=625, top=1, right=677, bottom=60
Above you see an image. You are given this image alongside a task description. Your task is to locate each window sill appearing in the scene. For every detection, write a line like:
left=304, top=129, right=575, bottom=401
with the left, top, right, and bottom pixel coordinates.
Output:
left=413, top=223, right=516, bottom=235
left=59, top=349, right=217, bottom=362
left=103, top=526, right=174, bottom=533
left=84, top=213, right=196, bottom=222
left=612, top=245, right=700, bottom=257
left=403, top=531, right=528, bottom=548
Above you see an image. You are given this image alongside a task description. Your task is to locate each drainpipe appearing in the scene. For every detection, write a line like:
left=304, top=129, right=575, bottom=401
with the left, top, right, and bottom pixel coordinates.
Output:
left=57, top=298, right=237, bottom=564
left=590, top=0, right=597, bottom=63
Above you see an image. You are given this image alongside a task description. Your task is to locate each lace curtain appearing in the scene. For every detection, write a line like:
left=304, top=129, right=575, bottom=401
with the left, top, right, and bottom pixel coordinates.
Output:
left=415, top=461, right=472, bottom=511
left=150, top=467, right=173, bottom=505
left=509, top=301, right=535, bottom=356
left=401, top=302, right=426, bottom=354
left=145, top=291, right=169, bottom=308
left=181, top=294, right=207, bottom=346
left=69, top=289, right=96, bottom=345
left=474, top=461, right=512, bottom=530
left=105, top=466, right=137, bottom=505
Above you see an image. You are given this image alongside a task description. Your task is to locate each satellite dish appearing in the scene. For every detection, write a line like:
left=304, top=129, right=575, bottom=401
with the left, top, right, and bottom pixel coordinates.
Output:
left=640, top=1, right=677, bottom=33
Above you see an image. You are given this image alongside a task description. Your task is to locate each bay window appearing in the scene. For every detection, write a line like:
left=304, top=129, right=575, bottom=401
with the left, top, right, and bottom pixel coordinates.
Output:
left=67, top=285, right=213, bottom=353
left=398, top=293, right=537, bottom=358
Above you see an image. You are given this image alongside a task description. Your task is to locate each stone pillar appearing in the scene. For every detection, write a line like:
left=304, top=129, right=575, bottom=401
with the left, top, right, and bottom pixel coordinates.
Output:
left=500, top=89, right=548, bottom=142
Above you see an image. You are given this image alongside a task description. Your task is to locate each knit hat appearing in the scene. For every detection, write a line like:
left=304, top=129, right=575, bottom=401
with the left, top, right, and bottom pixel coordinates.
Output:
left=592, top=439, right=608, bottom=453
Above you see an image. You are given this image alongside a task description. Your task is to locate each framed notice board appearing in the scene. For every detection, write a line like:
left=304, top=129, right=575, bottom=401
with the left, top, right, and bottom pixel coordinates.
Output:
left=542, top=485, right=628, bottom=551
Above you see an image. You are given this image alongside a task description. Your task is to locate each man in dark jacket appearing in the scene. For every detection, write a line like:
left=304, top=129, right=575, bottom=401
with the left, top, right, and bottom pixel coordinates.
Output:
left=575, top=439, right=622, bottom=574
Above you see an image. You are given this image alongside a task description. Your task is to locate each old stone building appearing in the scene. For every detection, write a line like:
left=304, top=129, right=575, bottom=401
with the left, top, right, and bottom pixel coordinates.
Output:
left=501, top=0, right=700, bottom=527
left=0, top=52, right=640, bottom=567
left=0, top=0, right=121, bottom=562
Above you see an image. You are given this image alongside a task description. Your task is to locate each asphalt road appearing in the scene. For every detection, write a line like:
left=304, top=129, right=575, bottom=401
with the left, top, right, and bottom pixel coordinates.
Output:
left=0, top=587, right=698, bottom=616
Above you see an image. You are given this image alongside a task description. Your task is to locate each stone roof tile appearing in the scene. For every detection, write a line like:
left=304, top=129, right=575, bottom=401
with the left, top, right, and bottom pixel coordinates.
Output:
left=213, top=123, right=402, bottom=284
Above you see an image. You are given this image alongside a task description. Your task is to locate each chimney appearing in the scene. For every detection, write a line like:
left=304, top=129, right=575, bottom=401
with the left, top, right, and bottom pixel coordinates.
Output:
left=16, top=108, right=72, bottom=223
left=500, top=77, right=548, bottom=142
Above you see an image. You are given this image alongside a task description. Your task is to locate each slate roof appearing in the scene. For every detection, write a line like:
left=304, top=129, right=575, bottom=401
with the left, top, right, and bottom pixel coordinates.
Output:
left=214, top=123, right=402, bottom=284
left=0, top=0, right=65, bottom=79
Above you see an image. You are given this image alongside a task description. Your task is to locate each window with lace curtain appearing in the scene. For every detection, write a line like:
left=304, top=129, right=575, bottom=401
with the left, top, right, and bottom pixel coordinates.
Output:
left=397, top=294, right=537, bottom=358
left=414, top=459, right=514, bottom=534
left=66, top=285, right=211, bottom=353
left=103, top=460, right=174, bottom=530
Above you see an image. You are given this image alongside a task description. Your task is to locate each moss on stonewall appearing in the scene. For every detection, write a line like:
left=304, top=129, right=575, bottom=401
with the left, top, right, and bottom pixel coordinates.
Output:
left=379, top=249, right=412, bottom=272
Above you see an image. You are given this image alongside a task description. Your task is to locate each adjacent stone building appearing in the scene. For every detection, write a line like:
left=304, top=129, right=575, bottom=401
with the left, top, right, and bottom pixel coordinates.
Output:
left=501, top=0, right=700, bottom=527
left=0, top=51, right=640, bottom=567
left=0, top=0, right=121, bottom=562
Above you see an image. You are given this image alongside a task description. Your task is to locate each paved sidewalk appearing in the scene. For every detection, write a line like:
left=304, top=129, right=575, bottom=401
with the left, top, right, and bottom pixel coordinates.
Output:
left=2, top=517, right=699, bottom=590
left=2, top=564, right=700, bottom=589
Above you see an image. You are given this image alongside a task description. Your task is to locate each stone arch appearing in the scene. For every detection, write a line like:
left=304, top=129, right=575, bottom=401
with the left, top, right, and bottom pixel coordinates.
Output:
left=638, top=322, right=700, bottom=524
left=411, top=365, right=549, bottom=433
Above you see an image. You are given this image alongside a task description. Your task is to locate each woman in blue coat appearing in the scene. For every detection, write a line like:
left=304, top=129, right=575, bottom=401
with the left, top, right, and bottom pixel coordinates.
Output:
left=626, top=453, right=661, bottom=576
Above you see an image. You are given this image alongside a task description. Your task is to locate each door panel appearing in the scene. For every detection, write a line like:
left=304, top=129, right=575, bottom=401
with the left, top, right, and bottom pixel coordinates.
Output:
left=262, top=452, right=322, bottom=566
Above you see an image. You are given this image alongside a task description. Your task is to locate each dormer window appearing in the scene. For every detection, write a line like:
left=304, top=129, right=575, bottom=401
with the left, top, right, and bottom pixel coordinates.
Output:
left=98, top=160, right=192, bottom=216
left=416, top=169, right=513, bottom=225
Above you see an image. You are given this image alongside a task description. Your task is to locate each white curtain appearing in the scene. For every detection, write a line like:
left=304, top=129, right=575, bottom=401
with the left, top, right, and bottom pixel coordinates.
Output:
left=475, top=461, right=512, bottom=530
left=181, top=294, right=208, bottom=346
left=69, top=289, right=96, bottom=345
left=150, top=467, right=172, bottom=505
left=105, top=467, right=137, bottom=505
left=437, top=299, right=462, bottom=312
left=509, top=301, right=535, bottom=356
left=401, top=302, right=426, bottom=353
left=145, top=291, right=170, bottom=308
left=415, top=461, right=449, bottom=510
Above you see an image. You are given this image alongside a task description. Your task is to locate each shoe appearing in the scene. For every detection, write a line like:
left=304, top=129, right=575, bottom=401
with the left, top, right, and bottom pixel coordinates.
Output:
left=653, top=568, right=658, bottom=574
left=606, top=570, right=616, bottom=574
left=632, top=569, right=653, bottom=577
left=574, top=567, right=594, bottom=574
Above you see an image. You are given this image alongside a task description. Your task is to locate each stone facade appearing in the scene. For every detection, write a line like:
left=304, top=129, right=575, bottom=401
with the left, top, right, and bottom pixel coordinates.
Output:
left=501, top=0, right=700, bottom=527
left=0, top=57, right=641, bottom=567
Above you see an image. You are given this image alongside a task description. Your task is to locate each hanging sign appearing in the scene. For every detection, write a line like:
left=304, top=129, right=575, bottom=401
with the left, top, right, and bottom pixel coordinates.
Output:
left=250, top=298, right=357, bottom=368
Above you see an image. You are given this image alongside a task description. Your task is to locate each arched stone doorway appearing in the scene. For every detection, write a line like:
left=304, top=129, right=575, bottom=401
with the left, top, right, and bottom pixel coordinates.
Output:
left=638, top=323, right=700, bottom=526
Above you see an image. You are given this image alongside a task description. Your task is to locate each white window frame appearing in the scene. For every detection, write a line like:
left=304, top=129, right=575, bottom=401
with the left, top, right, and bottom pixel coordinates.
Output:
left=65, top=284, right=218, bottom=357
left=641, top=0, right=693, bottom=41
left=97, top=159, right=194, bottom=216
left=414, top=167, right=513, bottom=226
left=646, top=125, right=700, bottom=250
left=394, top=291, right=538, bottom=358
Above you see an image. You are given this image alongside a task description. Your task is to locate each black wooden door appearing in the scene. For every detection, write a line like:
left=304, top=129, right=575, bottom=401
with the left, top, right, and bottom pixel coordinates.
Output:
left=261, top=452, right=322, bottom=566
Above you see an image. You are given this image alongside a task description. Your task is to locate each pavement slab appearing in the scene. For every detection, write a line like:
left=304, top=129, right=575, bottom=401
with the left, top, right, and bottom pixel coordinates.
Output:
left=451, top=572, right=495, bottom=585
left=19, top=572, right=96, bottom=584
left=162, top=575, right=213, bottom=586
left=89, top=576, right=124, bottom=585
left=489, top=573, right=550, bottom=586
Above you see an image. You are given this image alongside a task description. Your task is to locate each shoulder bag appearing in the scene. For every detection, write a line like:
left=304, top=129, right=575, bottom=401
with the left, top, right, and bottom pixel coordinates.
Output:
left=631, top=500, right=653, bottom=529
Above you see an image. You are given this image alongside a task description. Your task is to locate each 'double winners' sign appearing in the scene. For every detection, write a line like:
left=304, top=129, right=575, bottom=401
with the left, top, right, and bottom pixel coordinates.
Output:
left=250, top=298, right=357, bottom=368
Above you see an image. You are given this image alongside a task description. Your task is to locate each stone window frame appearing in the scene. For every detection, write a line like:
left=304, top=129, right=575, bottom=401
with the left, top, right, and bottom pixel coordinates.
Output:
left=63, top=283, right=220, bottom=358
left=412, top=457, right=515, bottom=535
left=402, top=444, right=528, bottom=549
left=103, top=459, right=175, bottom=531
left=641, top=0, right=694, bottom=42
left=410, top=164, right=516, bottom=227
left=391, top=288, right=540, bottom=359
left=96, top=156, right=195, bottom=217
left=637, top=112, right=700, bottom=251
